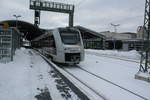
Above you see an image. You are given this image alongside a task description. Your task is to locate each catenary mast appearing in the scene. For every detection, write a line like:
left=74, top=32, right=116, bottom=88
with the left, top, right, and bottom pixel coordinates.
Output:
left=139, top=0, right=150, bottom=73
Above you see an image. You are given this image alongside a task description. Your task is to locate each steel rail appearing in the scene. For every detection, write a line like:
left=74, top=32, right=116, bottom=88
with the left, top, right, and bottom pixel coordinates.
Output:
left=60, top=66, right=107, bottom=100
left=34, top=50, right=90, bottom=100
left=76, top=65, right=148, bottom=100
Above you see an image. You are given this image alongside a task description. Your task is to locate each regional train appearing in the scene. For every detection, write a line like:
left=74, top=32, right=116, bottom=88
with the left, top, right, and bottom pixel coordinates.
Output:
left=31, top=27, right=84, bottom=65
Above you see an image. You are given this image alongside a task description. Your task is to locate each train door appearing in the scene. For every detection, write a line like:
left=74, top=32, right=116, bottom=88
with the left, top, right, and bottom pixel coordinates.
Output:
left=49, top=35, right=56, bottom=55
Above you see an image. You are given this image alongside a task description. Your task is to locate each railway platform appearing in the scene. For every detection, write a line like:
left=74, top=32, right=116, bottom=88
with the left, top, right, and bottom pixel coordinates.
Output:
left=0, top=48, right=88, bottom=100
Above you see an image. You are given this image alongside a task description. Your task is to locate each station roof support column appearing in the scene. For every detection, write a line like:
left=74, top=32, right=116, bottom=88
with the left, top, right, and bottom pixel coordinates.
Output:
left=69, top=12, right=74, bottom=27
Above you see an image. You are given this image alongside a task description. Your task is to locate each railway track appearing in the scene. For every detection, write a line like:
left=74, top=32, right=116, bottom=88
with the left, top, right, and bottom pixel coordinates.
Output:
left=68, top=65, right=148, bottom=100
left=35, top=50, right=107, bottom=100
left=52, top=61, right=148, bottom=100
left=34, top=49, right=148, bottom=100
left=61, top=66, right=107, bottom=100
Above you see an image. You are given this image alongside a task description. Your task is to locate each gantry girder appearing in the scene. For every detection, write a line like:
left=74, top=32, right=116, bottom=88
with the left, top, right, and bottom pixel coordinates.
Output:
left=29, top=0, right=74, bottom=27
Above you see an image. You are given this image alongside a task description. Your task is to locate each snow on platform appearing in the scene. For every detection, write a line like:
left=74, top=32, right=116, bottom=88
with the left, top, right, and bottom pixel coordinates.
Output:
left=0, top=48, right=63, bottom=100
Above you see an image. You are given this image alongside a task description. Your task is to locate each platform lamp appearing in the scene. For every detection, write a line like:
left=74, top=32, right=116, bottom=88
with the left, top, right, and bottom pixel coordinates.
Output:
left=13, top=14, right=21, bottom=29
left=110, top=23, right=120, bottom=50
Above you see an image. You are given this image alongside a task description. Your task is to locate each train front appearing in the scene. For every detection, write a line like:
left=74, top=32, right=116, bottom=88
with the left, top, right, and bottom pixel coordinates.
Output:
left=57, top=28, right=84, bottom=64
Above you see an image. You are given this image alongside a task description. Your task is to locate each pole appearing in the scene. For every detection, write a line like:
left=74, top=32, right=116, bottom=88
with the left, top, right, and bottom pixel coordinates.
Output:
left=69, top=5, right=74, bottom=27
left=139, top=0, right=150, bottom=73
left=13, top=15, right=21, bottom=29
left=110, top=23, right=120, bottom=33
left=69, top=12, right=74, bottom=27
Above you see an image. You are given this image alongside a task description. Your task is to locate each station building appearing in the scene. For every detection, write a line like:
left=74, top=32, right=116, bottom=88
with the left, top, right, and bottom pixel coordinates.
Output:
left=100, top=30, right=146, bottom=51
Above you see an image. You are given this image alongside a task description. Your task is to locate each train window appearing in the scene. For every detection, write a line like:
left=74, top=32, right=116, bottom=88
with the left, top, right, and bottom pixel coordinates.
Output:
left=59, top=29, right=80, bottom=45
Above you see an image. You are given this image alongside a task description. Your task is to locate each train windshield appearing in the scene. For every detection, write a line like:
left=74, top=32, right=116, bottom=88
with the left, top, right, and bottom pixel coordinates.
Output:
left=59, top=29, right=80, bottom=45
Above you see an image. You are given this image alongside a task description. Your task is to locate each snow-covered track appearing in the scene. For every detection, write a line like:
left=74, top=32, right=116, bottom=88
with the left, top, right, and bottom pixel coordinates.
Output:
left=33, top=49, right=148, bottom=100
left=61, top=66, right=107, bottom=100
left=76, top=65, right=148, bottom=100
left=35, top=50, right=91, bottom=100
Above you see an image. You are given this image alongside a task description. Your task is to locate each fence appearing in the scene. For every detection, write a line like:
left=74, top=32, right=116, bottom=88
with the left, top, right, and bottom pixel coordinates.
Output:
left=0, top=27, right=22, bottom=63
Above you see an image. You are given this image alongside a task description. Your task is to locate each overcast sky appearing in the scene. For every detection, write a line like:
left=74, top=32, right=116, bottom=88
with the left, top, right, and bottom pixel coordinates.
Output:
left=0, top=0, right=144, bottom=33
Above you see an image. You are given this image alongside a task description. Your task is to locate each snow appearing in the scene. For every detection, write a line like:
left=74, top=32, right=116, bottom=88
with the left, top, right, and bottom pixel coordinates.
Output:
left=82, top=50, right=150, bottom=100
left=66, top=68, right=141, bottom=100
left=0, top=48, right=62, bottom=100
left=0, top=48, right=149, bottom=100
left=63, top=49, right=150, bottom=100
left=49, top=62, right=105, bottom=100
left=85, top=49, right=141, bottom=61
left=0, top=48, right=31, bottom=100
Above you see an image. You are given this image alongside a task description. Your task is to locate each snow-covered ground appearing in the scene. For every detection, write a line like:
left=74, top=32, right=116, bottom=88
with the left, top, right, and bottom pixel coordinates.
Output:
left=85, top=49, right=141, bottom=61
left=64, top=49, right=150, bottom=100
left=0, top=48, right=67, bottom=100
left=0, top=48, right=149, bottom=100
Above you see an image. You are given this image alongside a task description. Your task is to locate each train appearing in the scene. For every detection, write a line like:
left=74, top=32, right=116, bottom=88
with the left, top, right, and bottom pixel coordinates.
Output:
left=31, top=27, right=85, bottom=65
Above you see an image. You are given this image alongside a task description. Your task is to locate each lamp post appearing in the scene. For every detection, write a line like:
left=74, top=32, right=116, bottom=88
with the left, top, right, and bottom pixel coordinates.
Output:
left=110, top=23, right=120, bottom=33
left=13, top=15, right=21, bottom=29
left=110, top=23, right=120, bottom=50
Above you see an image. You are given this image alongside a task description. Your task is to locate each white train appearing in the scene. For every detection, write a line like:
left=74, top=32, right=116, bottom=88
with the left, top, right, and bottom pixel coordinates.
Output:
left=31, top=27, right=84, bottom=64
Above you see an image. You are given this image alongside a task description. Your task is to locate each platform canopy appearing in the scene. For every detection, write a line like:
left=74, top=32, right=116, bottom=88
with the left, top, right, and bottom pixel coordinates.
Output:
left=75, top=26, right=105, bottom=39
left=0, top=20, right=44, bottom=40
left=0, top=20, right=106, bottom=41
